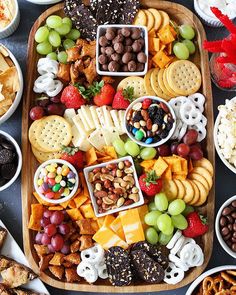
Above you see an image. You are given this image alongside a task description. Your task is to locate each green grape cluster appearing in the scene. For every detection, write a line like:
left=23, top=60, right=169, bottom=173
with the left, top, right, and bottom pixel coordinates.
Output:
left=35, top=15, right=80, bottom=63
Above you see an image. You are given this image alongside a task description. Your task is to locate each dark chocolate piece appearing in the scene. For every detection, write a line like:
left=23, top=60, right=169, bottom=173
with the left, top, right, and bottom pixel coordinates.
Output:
left=1, top=163, right=16, bottom=180
left=0, top=149, right=14, bottom=164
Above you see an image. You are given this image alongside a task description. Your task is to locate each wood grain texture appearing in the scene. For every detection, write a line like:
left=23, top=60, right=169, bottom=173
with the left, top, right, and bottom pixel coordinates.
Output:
left=21, top=1, right=215, bottom=292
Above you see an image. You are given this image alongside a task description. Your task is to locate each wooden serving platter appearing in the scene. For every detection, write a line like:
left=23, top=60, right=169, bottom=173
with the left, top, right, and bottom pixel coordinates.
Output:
left=21, top=0, right=215, bottom=292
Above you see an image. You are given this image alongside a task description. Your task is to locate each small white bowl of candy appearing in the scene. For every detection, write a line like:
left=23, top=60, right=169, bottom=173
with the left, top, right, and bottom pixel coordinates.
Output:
left=214, top=97, right=236, bottom=174
left=34, top=159, right=79, bottom=204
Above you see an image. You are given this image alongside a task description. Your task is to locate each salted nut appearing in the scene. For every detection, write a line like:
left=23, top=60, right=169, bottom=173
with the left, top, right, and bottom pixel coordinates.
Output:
left=88, top=160, right=140, bottom=214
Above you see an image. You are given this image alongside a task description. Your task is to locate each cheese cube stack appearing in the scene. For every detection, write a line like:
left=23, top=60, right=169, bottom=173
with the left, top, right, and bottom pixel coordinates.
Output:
left=63, top=106, right=126, bottom=151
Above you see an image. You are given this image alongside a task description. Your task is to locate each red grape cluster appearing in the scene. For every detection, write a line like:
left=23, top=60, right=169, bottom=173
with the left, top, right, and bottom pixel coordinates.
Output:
left=156, top=129, right=203, bottom=160
left=35, top=210, right=71, bottom=254
left=30, top=93, right=65, bottom=121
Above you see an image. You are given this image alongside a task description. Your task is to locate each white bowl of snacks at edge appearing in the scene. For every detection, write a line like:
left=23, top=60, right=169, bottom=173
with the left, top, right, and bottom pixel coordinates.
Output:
left=214, top=96, right=236, bottom=174
left=0, top=44, right=23, bottom=124
left=186, top=265, right=236, bottom=294
left=124, top=96, right=176, bottom=148
left=34, top=159, right=79, bottom=204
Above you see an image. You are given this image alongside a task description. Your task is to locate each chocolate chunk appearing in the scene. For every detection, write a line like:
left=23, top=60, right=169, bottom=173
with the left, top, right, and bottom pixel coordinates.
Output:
left=64, top=0, right=82, bottom=16
left=96, top=0, right=120, bottom=25
left=118, top=0, right=140, bottom=24
left=1, top=163, right=16, bottom=180
left=0, top=140, right=14, bottom=150
left=132, top=241, right=169, bottom=269
left=0, top=149, right=14, bottom=164
left=130, top=249, right=165, bottom=283
left=90, top=0, right=98, bottom=17
left=105, top=246, right=133, bottom=286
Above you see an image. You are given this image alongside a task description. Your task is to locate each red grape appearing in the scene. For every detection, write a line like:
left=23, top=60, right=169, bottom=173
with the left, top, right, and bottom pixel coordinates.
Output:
left=170, top=142, right=179, bottom=155
left=50, top=93, right=61, bottom=103
left=157, top=144, right=171, bottom=157
left=183, top=129, right=198, bottom=145
left=51, top=234, right=64, bottom=251
left=29, top=106, right=44, bottom=120
left=43, top=210, right=53, bottom=218
left=44, top=224, right=57, bottom=237
left=177, top=143, right=190, bottom=157
left=189, top=145, right=203, bottom=160
left=36, top=97, right=50, bottom=107
left=50, top=211, right=64, bottom=225
left=46, top=103, right=65, bottom=116
left=48, top=244, right=55, bottom=253
left=58, top=223, right=70, bottom=235
left=35, top=232, right=43, bottom=244
left=41, top=233, right=51, bottom=245
left=40, top=217, right=50, bottom=228
left=61, top=243, right=70, bottom=254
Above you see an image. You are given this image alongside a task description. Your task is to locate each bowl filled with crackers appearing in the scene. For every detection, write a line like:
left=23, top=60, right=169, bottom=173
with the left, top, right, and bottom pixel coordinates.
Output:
left=125, top=96, right=176, bottom=147
left=186, top=265, right=236, bottom=294
left=0, top=130, right=22, bottom=191
left=0, top=44, right=23, bottom=124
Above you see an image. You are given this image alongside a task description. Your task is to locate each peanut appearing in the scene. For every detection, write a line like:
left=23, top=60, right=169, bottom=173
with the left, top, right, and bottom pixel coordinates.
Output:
left=94, top=190, right=107, bottom=198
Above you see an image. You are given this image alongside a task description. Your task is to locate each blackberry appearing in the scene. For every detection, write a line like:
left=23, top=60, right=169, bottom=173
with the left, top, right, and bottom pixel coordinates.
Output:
left=165, top=122, right=173, bottom=131
left=148, top=106, right=158, bottom=120
left=127, top=124, right=133, bottom=133
left=159, top=130, right=169, bottom=139
left=133, top=111, right=143, bottom=122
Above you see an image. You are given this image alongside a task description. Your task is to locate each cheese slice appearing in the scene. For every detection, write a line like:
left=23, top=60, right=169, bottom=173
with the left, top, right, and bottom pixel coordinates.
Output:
left=71, top=125, right=92, bottom=151
left=72, top=114, right=88, bottom=138
left=102, top=128, right=120, bottom=146
left=88, top=129, right=106, bottom=151
left=81, top=105, right=96, bottom=130
left=96, top=107, right=106, bottom=128
left=102, top=105, right=114, bottom=127
left=78, top=109, right=91, bottom=132
left=118, top=110, right=126, bottom=133
left=0, top=53, right=10, bottom=72
left=90, top=106, right=100, bottom=129
left=103, top=215, right=116, bottom=227
left=137, top=205, right=149, bottom=231
left=110, top=110, right=124, bottom=135
left=110, top=216, right=126, bottom=241
left=119, top=208, right=145, bottom=245
left=93, top=226, right=128, bottom=250
left=64, top=108, right=76, bottom=126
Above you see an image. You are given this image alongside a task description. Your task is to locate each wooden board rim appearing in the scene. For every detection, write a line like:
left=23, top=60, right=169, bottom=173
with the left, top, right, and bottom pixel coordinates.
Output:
left=21, top=0, right=215, bottom=292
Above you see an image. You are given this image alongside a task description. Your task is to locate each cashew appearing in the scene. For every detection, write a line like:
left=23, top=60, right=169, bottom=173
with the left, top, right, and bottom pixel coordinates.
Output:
left=128, top=193, right=139, bottom=202
left=101, top=174, right=114, bottom=181
left=124, top=168, right=133, bottom=174
left=132, top=186, right=139, bottom=194
left=93, top=172, right=101, bottom=181
left=117, top=197, right=125, bottom=207
left=102, top=196, right=114, bottom=205
left=123, top=175, right=135, bottom=185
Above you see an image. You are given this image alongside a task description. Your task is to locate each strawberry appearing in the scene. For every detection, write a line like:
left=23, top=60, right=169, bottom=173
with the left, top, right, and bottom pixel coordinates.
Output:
left=112, top=86, right=134, bottom=109
left=89, top=81, right=115, bottom=106
left=138, top=170, right=162, bottom=197
left=60, top=85, right=88, bottom=109
left=60, top=146, right=84, bottom=170
left=182, top=212, right=208, bottom=238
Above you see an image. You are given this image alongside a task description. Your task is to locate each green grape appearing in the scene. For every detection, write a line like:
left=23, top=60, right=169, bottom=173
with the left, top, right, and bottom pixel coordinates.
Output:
left=36, top=41, right=53, bottom=55
left=145, top=227, right=159, bottom=245
left=148, top=202, right=157, bottom=211
left=55, top=23, right=71, bottom=36
left=57, top=51, right=68, bottom=64
left=157, top=213, right=172, bottom=234
left=113, top=139, right=126, bottom=156
left=46, top=15, right=62, bottom=29
left=124, top=141, right=140, bottom=157
left=48, top=30, right=61, bottom=47
left=182, top=39, right=196, bottom=54
left=62, top=17, right=72, bottom=29
left=63, top=39, right=75, bottom=50
left=168, top=199, right=186, bottom=216
left=179, top=24, right=195, bottom=40
left=182, top=205, right=194, bottom=217
left=173, top=42, right=189, bottom=60
left=154, top=192, right=168, bottom=212
left=47, top=52, right=58, bottom=61
left=162, top=224, right=174, bottom=236
left=144, top=211, right=162, bottom=226
left=66, top=29, right=81, bottom=40
left=35, top=26, right=49, bottom=43
left=171, top=214, right=188, bottom=230
left=140, top=147, right=157, bottom=160
left=159, top=232, right=173, bottom=245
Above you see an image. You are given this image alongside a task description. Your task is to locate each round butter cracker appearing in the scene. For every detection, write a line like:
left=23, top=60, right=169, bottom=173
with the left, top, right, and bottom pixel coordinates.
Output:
left=144, top=69, right=156, bottom=96
left=157, top=69, right=174, bottom=99
left=117, top=76, right=146, bottom=99
left=158, top=10, right=170, bottom=29
left=29, top=119, right=48, bottom=152
left=133, top=10, right=147, bottom=26
left=32, top=146, right=62, bottom=163
left=148, top=8, right=162, bottom=30
left=150, top=68, right=171, bottom=101
left=143, top=9, right=155, bottom=31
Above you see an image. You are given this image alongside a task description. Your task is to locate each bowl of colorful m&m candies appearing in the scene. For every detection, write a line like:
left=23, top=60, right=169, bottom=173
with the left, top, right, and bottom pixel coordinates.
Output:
left=34, top=159, right=79, bottom=204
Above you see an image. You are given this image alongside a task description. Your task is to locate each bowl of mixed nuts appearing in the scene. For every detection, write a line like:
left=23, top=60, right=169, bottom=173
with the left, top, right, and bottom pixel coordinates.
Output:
left=125, top=96, right=176, bottom=147
left=83, top=156, right=144, bottom=217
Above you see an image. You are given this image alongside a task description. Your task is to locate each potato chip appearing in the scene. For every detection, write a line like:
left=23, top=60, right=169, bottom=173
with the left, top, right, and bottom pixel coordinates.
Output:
left=28, top=204, right=44, bottom=231
left=74, top=195, right=88, bottom=208
left=0, top=53, right=10, bottom=72
left=95, top=150, right=107, bottom=158
left=80, top=204, right=95, bottom=219
left=103, top=146, right=117, bottom=159
left=0, top=66, right=20, bottom=93
left=153, top=157, right=168, bottom=176
left=66, top=208, right=84, bottom=221
left=86, top=147, right=97, bottom=165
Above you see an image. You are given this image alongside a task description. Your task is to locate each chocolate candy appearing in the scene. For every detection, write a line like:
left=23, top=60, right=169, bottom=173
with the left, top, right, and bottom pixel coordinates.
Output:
left=219, top=200, right=236, bottom=252
left=105, top=246, right=133, bottom=286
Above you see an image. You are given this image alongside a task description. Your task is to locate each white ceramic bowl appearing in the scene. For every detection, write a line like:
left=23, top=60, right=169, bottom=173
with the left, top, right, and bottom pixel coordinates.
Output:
left=215, top=195, right=236, bottom=259
left=0, top=44, right=23, bottom=125
left=124, top=96, right=176, bottom=147
left=0, top=130, right=22, bottom=191
left=34, top=159, right=79, bottom=204
left=213, top=96, right=236, bottom=174
left=96, top=24, right=148, bottom=76
left=186, top=265, right=236, bottom=294
left=83, top=156, right=144, bottom=217
left=194, top=0, right=236, bottom=27
left=25, top=0, right=62, bottom=5
left=0, top=0, right=20, bottom=39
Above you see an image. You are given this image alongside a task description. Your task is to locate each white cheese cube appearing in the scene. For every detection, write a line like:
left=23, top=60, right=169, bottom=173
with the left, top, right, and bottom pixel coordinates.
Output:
left=102, top=105, right=114, bottom=127
left=63, top=108, right=76, bottom=126
left=88, top=129, right=106, bottom=151
left=90, top=106, right=101, bottom=129
left=71, top=125, right=92, bottom=151
left=72, top=114, right=88, bottom=138
left=102, top=128, right=120, bottom=146
left=81, top=105, right=96, bottom=130
left=96, top=107, right=106, bottom=128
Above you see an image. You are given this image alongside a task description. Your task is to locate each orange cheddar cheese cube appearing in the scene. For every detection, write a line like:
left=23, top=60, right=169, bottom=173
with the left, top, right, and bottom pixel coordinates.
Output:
left=152, top=50, right=170, bottom=68
left=110, top=216, right=125, bottom=240
left=153, top=156, right=168, bottom=176
left=162, top=166, right=172, bottom=180
left=119, top=208, right=145, bottom=245
left=93, top=226, right=128, bottom=250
